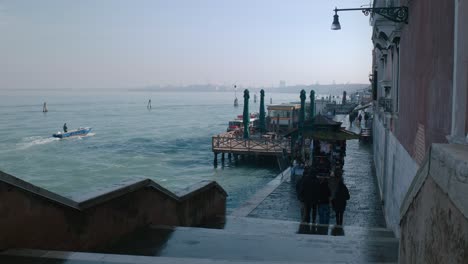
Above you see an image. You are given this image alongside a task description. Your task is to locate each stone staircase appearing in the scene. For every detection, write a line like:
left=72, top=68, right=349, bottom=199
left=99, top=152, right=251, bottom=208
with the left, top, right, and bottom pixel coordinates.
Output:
left=0, top=216, right=399, bottom=264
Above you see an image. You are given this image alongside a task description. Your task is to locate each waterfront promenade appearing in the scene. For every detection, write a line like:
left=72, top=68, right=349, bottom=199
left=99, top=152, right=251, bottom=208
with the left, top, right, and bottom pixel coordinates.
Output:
left=233, top=116, right=385, bottom=228
left=0, top=114, right=399, bottom=263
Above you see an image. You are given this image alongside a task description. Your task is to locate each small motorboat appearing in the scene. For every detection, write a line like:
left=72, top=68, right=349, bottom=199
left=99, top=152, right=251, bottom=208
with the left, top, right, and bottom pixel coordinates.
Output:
left=53, top=127, right=92, bottom=138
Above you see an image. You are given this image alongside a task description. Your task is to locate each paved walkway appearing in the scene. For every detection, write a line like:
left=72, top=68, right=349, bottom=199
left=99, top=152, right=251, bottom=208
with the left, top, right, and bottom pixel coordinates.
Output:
left=245, top=116, right=386, bottom=228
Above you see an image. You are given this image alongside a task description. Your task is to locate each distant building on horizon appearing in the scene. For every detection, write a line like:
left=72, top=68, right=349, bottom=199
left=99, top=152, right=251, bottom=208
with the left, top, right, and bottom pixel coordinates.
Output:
left=279, top=80, right=286, bottom=88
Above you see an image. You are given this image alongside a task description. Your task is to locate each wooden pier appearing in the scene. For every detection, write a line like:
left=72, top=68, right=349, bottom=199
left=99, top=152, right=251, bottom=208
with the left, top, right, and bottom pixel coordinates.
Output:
left=212, top=132, right=291, bottom=157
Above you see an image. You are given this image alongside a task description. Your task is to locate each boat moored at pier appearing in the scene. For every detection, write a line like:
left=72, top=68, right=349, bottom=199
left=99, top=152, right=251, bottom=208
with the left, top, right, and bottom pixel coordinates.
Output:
left=226, top=113, right=259, bottom=132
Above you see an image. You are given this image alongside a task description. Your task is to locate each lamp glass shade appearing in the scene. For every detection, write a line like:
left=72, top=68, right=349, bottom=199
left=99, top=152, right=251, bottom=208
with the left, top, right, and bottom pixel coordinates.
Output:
left=331, top=14, right=341, bottom=30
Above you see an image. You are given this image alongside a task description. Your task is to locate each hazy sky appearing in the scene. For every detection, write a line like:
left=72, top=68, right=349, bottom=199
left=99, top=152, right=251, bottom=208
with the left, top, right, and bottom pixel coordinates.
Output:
left=0, top=0, right=373, bottom=89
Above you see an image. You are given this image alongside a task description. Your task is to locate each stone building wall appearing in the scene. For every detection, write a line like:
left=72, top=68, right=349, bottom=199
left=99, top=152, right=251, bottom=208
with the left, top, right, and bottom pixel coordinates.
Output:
left=397, top=0, right=454, bottom=158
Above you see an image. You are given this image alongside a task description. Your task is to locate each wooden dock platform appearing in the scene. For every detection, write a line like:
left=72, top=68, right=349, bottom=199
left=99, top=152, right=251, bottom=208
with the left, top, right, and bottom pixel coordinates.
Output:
left=212, top=132, right=291, bottom=156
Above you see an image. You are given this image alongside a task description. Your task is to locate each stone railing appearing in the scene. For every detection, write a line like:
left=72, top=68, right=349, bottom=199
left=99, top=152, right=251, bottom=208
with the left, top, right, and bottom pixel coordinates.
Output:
left=399, top=144, right=468, bottom=264
left=0, top=170, right=227, bottom=251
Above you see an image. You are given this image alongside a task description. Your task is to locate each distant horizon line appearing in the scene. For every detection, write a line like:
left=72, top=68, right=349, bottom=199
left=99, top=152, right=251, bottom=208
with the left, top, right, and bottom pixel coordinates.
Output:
left=1, top=82, right=370, bottom=91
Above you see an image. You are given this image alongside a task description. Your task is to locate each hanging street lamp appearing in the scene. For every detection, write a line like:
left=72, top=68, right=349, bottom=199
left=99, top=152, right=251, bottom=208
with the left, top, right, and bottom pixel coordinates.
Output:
left=331, top=6, right=409, bottom=30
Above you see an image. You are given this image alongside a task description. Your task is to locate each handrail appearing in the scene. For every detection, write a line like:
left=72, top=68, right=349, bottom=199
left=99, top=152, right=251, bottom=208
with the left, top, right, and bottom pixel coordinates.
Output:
left=0, top=170, right=225, bottom=211
left=212, top=135, right=291, bottom=154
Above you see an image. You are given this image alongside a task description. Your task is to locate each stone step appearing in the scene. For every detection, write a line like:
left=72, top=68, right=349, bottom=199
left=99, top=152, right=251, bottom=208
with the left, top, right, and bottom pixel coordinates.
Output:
left=0, top=217, right=398, bottom=264
left=0, top=249, right=397, bottom=264
left=103, top=223, right=398, bottom=263
left=220, top=216, right=395, bottom=239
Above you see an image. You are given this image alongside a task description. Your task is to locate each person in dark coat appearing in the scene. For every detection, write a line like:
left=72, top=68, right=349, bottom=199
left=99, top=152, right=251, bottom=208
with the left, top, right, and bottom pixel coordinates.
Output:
left=63, top=123, right=68, bottom=133
left=332, top=178, right=350, bottom=226
left=317, top=177, right=331, bottom=225
left=296, top=168, right=320, bottom=224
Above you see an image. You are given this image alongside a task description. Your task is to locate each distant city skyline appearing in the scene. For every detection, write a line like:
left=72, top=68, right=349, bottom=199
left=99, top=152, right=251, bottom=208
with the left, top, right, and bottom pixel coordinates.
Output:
left=0, top=0, right=373, bottom=90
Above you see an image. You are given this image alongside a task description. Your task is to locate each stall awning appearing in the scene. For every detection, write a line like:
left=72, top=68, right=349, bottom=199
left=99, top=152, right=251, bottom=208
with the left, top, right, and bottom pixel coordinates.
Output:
left=284, top=128, right=359, bottom=140
left=303, top=129, right=359, bottom=140
left=353, top=102, right=373, bottom=112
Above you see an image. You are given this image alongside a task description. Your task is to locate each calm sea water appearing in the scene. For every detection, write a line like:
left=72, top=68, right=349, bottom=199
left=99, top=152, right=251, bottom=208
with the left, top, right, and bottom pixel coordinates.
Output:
left=0, top=89, right=302, bottom=210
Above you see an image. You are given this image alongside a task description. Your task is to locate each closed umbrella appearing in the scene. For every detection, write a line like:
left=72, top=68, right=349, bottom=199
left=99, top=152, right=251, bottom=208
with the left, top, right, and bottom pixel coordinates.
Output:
left=309, top=90, right=316, bottom=120
left=259, top=89, right=266, bottom=133
left=299, top=90, right=306, bottom=130
left=243, top=89, right=250, bottom=139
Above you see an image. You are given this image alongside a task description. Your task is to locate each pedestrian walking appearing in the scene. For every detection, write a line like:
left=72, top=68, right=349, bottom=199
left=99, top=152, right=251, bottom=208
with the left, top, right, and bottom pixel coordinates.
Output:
left=317, top=177, right=331, bottom=225
left=364, top=112, right=370, bottom=127
left=297, top=168, right=320, bottom=224
left=332, top=178, right=350, bottom=227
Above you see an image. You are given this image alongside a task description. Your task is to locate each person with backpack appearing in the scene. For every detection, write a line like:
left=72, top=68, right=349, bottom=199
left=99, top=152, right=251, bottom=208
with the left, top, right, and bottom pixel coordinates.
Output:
left=332, top=178, right=350, bottom=227
left=296, top=167, right=320, bottom=224
left=317, top=177, right=331, bottom=225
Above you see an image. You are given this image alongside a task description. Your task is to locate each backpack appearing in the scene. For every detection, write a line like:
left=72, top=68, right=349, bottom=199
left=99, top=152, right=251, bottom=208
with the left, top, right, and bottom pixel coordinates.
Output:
left=295, top=177, right=304, bottom=201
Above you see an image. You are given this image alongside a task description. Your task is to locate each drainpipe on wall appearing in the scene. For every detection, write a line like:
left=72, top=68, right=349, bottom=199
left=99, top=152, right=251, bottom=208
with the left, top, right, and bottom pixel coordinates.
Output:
left=449, top=0, right=467, bottom=144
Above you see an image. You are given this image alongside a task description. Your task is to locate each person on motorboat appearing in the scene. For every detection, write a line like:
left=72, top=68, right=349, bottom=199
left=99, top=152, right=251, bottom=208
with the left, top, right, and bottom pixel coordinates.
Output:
left=63, top=123, right=68, bottom=133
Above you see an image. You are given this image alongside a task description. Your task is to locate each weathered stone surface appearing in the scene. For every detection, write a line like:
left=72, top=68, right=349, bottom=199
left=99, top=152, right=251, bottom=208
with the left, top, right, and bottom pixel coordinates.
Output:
left=400, top=177, right=468, bottom=264
left=400, top=144, right=468, bottom=264
left=430, top=144, right=468, bottom=218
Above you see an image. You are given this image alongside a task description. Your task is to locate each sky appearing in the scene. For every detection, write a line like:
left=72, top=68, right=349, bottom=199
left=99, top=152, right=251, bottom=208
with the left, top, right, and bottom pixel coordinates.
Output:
left=0, top=0, right=374, bottom=90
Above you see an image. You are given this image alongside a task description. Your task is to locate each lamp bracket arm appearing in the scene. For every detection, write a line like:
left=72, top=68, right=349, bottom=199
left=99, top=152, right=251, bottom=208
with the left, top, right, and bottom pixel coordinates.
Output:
left=335, top=6, right=409, bottom=24
left=365, top=6, right=408, bottom=24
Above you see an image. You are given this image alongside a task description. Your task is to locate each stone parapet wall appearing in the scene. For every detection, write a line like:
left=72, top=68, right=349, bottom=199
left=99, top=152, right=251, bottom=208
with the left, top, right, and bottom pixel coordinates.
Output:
left=373, top=116, right=419, bottom=237
left=400, top=144, right=468, bottom=263
left=0, top=171, right=227, bottom=251
left=176, top=180, right=227, bottom=226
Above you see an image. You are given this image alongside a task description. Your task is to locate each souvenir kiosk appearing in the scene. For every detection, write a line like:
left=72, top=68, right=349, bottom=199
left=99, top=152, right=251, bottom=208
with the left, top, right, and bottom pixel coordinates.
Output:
left=288, top=114, right=359, bottom=178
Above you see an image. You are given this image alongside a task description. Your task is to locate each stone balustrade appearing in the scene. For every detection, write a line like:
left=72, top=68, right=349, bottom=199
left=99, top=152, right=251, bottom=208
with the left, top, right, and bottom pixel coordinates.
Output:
left=0, top=170, right=227, bottom=251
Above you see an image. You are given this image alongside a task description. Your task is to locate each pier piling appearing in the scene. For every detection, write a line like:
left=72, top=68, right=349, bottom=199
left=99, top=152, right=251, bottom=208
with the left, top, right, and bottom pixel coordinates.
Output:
left=213, top=153, right=218, bottom=167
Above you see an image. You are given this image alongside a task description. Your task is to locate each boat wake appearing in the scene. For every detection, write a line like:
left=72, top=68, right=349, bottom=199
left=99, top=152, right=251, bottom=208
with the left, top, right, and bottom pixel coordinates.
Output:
left=60, top=132, right=96, bottom=141
left=16, top=133, right=95, bottom=149
left=17, top=136, right=60, bottom=150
